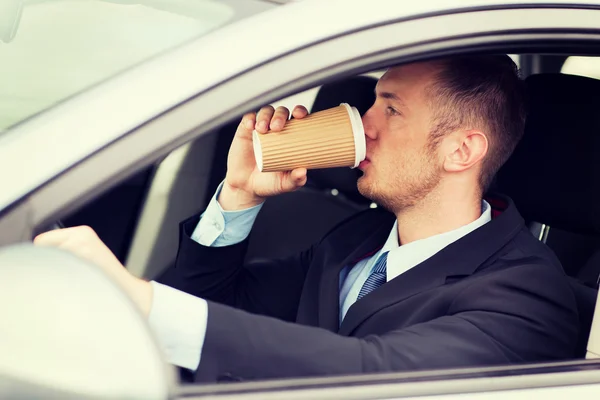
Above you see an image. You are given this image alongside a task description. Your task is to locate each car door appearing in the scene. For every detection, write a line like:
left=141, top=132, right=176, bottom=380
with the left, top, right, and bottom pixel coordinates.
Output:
left=2, top=1, right=600, bottom=399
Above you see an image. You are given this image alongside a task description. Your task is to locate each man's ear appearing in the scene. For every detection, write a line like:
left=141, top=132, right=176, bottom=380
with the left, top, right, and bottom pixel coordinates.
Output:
left=442, top=130, right=488, bottom=173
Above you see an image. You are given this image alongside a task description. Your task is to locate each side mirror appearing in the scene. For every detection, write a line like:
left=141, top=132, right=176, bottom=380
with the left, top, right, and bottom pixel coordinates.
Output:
left=0, top=0, right=22, bottom=44
left=0, top=244, right=175, bottom=399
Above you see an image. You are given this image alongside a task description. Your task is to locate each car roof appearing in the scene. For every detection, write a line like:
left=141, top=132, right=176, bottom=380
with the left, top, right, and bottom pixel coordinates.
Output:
left=187, top=0, right=600, bottom=91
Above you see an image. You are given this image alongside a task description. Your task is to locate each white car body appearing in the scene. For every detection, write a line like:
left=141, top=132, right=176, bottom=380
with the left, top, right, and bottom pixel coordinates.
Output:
left=1, top=0, right=600, bottom=398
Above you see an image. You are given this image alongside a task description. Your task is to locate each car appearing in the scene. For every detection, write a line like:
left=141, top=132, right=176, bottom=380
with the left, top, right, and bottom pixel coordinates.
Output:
left=1, top=0, right=600, bottom=398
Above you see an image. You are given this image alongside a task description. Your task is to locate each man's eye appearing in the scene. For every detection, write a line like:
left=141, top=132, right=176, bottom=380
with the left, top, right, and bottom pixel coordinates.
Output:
left=386, top=107, right=400, bottom=116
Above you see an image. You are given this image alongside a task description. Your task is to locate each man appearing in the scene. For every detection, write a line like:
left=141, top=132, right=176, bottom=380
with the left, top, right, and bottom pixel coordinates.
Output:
left=35, top=55, right=579, bottom=383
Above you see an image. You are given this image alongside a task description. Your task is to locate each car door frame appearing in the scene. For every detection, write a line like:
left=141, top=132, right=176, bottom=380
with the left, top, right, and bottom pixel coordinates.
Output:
left=176, top=360, right=600, bottom=399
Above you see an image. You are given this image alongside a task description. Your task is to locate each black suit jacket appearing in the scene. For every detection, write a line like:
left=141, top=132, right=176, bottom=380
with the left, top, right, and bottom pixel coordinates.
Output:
left=172, top=196, right=578, bottom=383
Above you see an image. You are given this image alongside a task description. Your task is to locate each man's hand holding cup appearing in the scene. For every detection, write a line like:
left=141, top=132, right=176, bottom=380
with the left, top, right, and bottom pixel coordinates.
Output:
left=218, top=105, right=310, bottom=211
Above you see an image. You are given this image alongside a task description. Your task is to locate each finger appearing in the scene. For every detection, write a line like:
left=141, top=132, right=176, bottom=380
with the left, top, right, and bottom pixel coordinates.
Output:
left=33, top=226, right=96, bottom=246
left=270, top=106, right=290, bottom=131
left=255, top=106, right=275, bottom=133
left=239, top=112, right=256, bottom=132
left=291, top=105, right=309, bottom=119
left=233, top=113, right=257, bottom=141
left=33, top=230, right=68, bottom=246
left=281, top=168, right=307, bottom=192
left=290, top=168, right=307, bottom=183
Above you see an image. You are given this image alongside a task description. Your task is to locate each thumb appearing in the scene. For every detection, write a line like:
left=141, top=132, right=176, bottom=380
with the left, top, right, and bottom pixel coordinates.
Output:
left=280, top=168, right=307, bottom=192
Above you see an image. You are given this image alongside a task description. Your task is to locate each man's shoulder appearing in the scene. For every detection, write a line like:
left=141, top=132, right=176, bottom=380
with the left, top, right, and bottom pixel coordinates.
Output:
left=476, top=226, right=565, bottom=280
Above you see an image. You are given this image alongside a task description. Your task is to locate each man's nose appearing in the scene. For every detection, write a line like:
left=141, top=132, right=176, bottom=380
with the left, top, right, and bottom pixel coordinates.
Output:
left=361, top=108, right=377, bottom=140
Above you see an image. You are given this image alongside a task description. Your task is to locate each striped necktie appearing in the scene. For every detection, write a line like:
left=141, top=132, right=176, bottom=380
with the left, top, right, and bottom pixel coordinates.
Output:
left=357, top=251, right=389, bottom=300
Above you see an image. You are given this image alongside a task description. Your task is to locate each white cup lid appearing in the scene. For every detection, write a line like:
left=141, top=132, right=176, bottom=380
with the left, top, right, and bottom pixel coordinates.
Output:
left=340, top=103, right=366, bottom=168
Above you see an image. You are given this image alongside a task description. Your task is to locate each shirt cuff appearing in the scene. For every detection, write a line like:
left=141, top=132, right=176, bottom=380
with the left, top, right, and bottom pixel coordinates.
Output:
left=147, top=281, right=208, bottom=371
left=191, top=181, right=263, bottom=247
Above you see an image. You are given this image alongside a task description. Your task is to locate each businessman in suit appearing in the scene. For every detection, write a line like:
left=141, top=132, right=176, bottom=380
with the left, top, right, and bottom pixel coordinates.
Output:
left=35, top=55, right=579, bottom=383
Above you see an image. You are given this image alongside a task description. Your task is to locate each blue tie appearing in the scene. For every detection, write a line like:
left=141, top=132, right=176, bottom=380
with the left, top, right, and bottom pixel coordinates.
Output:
left=357, top=251, right=388, bottom=300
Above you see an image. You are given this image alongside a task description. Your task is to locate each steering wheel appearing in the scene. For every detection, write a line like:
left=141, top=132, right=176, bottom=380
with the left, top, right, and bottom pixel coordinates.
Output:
left=47, top=220, right=65, bottom=231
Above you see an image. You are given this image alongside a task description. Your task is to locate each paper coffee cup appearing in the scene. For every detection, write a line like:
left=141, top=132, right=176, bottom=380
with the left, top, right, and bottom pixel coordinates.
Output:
left=253, top=103, right=366, bottom=172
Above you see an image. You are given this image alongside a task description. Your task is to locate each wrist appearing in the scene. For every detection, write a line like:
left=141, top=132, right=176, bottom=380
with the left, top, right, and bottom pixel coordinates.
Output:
left=219, top=181, right=265, bottom=211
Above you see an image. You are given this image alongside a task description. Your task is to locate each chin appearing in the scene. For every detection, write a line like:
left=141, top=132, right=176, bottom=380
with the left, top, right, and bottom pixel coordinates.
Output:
left=357, top=176, right=376, bottom=200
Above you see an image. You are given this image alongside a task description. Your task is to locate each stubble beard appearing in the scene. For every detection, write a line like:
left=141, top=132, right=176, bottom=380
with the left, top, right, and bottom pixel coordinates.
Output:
left=358, top=153, right=442, bottom=214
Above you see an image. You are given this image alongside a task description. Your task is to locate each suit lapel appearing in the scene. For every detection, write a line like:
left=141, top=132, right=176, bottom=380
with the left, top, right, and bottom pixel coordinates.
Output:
left=338, top=196, right=524, bottom=336
left=317, top=212, right=394, bottom=332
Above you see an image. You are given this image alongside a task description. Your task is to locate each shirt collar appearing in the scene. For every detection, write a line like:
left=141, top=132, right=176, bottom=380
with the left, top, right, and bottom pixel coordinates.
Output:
left=380, top=200, right=492, bottom=282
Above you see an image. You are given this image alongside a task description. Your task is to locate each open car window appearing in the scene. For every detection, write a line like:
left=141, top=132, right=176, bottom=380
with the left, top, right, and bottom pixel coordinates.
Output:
left=562, top=56, right=600, bottom=79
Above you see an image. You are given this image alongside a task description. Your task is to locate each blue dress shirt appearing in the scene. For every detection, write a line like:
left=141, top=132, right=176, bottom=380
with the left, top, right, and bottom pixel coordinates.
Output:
left=148, top=182, right=491, bottom=371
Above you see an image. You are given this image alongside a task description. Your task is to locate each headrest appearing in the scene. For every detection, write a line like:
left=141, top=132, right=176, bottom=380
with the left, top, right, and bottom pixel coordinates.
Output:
left=496, top=73, right=600, bottom=234
left=307, top=76, right=377, bottom=204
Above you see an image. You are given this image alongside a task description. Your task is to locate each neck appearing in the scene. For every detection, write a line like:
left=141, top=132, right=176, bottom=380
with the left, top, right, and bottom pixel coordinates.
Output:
left=395, top=183, right=482, bottom=245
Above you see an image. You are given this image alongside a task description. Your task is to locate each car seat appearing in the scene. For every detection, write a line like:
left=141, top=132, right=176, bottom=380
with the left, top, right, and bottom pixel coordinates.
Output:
left=496, top=73, right=600, bottom=358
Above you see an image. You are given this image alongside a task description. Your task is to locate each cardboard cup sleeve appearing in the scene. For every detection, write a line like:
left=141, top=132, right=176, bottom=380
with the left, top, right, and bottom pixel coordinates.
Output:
left=253, top=103, right=366, bottom=172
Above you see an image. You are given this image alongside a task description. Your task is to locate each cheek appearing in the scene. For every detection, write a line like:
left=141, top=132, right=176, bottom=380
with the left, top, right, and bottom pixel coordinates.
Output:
left=376, top=129, right=413, bottom=163
left=381, top=142, right=431, bottom=179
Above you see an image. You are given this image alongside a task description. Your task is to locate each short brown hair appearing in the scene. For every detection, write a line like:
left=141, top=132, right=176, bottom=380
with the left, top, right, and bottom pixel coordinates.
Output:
left=426, top=55, right=527, bottom=191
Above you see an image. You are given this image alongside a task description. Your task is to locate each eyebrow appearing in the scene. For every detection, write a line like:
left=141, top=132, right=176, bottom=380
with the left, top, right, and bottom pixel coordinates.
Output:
left=376, top=89, right=408, bottom=109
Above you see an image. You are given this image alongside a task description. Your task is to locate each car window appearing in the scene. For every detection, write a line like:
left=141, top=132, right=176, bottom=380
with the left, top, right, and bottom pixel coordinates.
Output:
left=0, top=0, right=235, bottom=133
left=561, top=56, right=600, bottom=79
left=269, top=70, right=386, bottom=112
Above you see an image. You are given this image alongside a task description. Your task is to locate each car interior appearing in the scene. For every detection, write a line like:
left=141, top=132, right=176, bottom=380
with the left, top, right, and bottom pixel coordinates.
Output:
left=55, top=53, right=600, bottom=367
